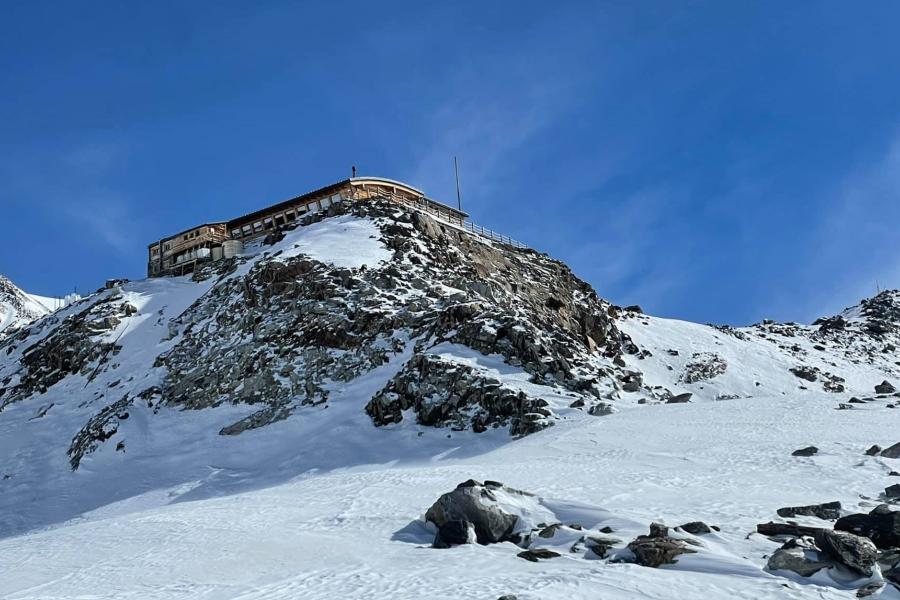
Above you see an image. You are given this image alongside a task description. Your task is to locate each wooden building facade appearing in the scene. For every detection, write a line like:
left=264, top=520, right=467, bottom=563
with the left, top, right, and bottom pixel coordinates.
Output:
left=147, top=177, right=467, bottom=277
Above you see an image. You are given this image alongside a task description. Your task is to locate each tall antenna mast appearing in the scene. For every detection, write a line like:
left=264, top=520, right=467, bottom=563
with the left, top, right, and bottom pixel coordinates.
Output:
left=453, top=156, right=462, bottom=212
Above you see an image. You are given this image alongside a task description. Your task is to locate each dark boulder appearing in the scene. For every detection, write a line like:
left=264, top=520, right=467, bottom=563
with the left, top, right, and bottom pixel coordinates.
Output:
left=792, top=446, right=819, bottom=457
left=777, top=501, right=841, bottom=521
left=626, top=523, right=696, bottom=567
left=881, top=442, right=900, bottom=459
left=766, top=537, right=831, bottom=577
left=866, top=445, right=883, bottom=456
left=667, top=392, right=693, bottom=404
left=876, top=381, right=897, bottom=394
left=517, top=548, right=560, bottom=562
left=835, top=506, right=900, bottom=549
left=814, top=529, right=877, bottom=576
left=678, top=521, right=713, bottom=535
left=425, top=480, right=521, bottom=547
left=886, top=484, right=900, bottom=498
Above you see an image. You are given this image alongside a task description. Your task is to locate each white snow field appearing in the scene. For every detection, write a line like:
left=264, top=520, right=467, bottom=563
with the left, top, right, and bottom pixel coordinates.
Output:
left=1, top=390, right=897, bottom=599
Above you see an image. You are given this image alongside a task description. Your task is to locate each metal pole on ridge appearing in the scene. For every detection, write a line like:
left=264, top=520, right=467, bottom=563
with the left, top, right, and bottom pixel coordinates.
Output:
left=453, top=156, right=462, bottom=212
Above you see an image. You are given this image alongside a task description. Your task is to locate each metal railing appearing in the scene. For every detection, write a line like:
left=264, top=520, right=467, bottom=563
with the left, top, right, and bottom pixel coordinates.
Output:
left=365, top=190, right=528, bottom=249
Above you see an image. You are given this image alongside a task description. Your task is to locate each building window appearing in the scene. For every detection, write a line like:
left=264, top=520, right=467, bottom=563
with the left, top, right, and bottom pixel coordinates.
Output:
left=231, top=229, right=241, bottom=238
left=263, top=218, right=273, bottom=229
left=274, top=214, right=285, bottom=226
left=253, top=221, right=263, bottom=232
left=242, top=225, right=252, bottom=236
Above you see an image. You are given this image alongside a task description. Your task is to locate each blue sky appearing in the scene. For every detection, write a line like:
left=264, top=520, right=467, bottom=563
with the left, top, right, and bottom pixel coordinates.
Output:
left=2, top=2, right=900, bottom=325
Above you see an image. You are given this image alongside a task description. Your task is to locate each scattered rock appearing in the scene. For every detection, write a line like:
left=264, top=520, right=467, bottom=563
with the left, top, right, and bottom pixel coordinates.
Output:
left=667, top=393, right=693, bottom=404
left=876, top=381, right=897, bottom=394
left=679, top=352, right=727, bottom=383
left=626, top=523, right=696, bottom=567
left=678, top=521, right=713, bottom=535
left=790, top=366, right=818, bottom=382
left=777, top=501, right=842, bottom=521
left=792, top=446, right=818, bottom=457
left=517, top=548, right=561, bottom=562
left=767, top=537, right=832, bottom=577
left=583, top=534, right=623, bottom=558
left=886, top=484, right=900, bottom=498
left=866, top=445, right=883, bottom=456
left=881, top=442, right=900, bottom=459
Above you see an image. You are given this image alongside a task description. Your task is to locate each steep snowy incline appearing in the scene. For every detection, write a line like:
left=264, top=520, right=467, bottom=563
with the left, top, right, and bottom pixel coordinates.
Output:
left=0, top=275, right=50, bottom=337
left=1, top=391, right=897, bottom=600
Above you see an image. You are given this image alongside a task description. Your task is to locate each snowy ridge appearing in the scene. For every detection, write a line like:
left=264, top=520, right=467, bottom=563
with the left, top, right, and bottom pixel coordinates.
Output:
left=0, top=199, right=899, bottom=599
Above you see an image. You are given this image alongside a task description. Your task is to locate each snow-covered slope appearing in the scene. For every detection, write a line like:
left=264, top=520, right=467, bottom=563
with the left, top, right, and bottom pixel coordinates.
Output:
left=0, top=274, right=79, bottom=338
left=1, top=198, right=898, bottom=599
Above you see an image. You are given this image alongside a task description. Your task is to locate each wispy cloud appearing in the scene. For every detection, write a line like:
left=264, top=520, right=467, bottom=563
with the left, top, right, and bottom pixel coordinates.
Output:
left=796, top=132, right=900, bottom=319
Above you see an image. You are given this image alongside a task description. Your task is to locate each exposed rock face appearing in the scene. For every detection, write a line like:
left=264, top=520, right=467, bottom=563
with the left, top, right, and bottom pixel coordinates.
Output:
left=777, top=501, right=842, bottom=521
left=679, top=352, right=727, bottom=383
left=150, top=201, right=628, bottom=442
left=835, top=506, right=900, bottom=549
left=365, top=353, right=552, bottom=436
left=887, top=484, right=900, bottom=498
left=425, top=480, right=523, bottom=547
left=1, top=291, right=129, bottom=410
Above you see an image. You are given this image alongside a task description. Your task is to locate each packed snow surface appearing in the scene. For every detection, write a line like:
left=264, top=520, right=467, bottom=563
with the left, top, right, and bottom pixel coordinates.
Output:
left=1, top=392, right=897, bottom=599
left=275, top=214, right=392, bottom=268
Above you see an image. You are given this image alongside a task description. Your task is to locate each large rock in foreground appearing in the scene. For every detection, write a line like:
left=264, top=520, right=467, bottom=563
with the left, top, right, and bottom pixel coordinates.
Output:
left=425, top=480, right=525, bottom=547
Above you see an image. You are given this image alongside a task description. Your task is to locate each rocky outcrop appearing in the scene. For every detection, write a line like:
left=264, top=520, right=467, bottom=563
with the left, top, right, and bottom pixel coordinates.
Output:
left=815, top=529, right=877, bottom=576
left=626, top=523, right=697, bottom=567
left=679, top=352, right=727, bottom=383
left=835, top=505, right=900, bottom=549
left=777, top=501, right=842, bottom=521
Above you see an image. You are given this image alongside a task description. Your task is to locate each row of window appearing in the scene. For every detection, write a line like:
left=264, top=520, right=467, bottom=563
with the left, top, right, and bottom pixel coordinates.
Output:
left=230, top=193, right=342, bottom=239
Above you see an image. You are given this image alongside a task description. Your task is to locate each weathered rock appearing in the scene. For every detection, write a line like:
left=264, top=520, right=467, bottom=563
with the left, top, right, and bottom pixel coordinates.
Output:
left=679, top=352, right=727, bottom=383
left=792, top=446, right=819, bottom=457
left=835, top=506, right=900, bottom=549
left=425, top=480, right=522, bottom=547
left=790, top=366, right=818, bottom=382
left=517, top=548, right=561, bottom=562
left=584, top=534, right=623, bottom=558
left=767, top=537, right=832, bottom=577
left=777, top=501, right=842, bottom=521
left=815, top=529, right=878, bottom=576
left=881, top=442, right=900, bottom=459
left=866, top=445, right=883, bottom=456
left=667, top=392, right=693, bottom=404
left=678, top=521, right=713, bottom=535
left=876, top=380, right=897, bottom=394
left=886, top=484, right=900, bottom=498
left=626, top=524, right=696, bottom=567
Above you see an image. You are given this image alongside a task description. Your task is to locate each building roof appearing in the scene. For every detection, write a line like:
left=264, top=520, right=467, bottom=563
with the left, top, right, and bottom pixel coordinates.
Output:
left=147, top=222, right=227, bottom=248
left=149, top=176, right=469, bottom=249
